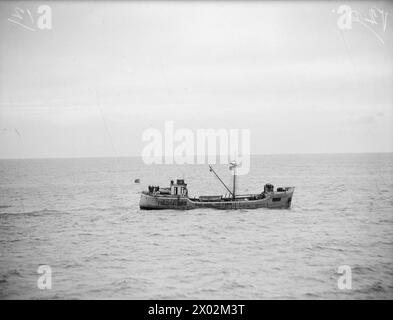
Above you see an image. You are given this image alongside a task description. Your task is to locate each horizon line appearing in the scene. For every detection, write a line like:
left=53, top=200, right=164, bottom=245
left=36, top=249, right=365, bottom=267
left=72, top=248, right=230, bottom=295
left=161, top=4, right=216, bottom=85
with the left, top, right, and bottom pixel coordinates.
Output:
left=0, top=151, right=392, bottom=161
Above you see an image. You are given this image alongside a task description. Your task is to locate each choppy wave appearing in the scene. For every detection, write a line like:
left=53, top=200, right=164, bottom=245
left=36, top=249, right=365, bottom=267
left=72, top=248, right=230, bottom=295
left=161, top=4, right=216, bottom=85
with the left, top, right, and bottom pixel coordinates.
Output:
left=0, top=209, right=68, bottom=217
left=0, top=154, right=392, bottom=299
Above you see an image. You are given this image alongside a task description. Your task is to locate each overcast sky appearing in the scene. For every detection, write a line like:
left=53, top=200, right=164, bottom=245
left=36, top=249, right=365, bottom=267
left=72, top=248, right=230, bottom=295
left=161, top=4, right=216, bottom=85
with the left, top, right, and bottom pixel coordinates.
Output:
left=0, top=1, right=392, bottom=159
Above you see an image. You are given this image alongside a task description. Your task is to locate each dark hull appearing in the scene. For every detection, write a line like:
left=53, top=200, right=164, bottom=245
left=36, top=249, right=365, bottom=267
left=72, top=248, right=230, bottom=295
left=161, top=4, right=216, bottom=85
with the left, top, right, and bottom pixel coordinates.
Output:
left=139, top=188, right=294, bottom=210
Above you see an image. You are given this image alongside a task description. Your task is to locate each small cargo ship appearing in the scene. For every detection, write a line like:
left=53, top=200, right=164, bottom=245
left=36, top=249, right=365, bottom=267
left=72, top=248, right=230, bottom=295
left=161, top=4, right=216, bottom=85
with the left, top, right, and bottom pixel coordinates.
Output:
left=139, top=162, right=294, bottom=210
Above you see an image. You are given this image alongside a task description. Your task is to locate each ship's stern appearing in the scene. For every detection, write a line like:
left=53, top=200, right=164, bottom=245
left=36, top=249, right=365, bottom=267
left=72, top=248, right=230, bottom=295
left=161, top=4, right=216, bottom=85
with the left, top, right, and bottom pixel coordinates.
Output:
left=139, top=192, right=161, bottom=210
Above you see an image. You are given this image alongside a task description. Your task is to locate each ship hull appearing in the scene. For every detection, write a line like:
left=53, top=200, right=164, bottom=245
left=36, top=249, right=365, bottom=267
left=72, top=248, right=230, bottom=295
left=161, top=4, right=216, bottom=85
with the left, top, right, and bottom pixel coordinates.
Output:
left=139, top=188, right=294, bottom=210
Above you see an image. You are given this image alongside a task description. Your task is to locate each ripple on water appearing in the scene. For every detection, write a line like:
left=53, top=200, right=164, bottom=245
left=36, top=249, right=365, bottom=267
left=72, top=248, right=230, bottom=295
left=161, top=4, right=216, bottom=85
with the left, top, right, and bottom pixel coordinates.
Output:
left=1, top=154, right=393, bottom=299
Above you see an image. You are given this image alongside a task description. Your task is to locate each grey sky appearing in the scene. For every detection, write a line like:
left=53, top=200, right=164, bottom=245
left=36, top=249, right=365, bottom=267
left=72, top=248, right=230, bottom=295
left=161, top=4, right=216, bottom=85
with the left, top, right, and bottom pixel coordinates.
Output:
left=0, top=1, right=392, bottom=158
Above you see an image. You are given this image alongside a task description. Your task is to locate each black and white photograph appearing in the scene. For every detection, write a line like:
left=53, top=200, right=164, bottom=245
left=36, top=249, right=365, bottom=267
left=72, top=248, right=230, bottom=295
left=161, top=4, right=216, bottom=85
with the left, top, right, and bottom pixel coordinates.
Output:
left=0, top=0, right=392, bottom=303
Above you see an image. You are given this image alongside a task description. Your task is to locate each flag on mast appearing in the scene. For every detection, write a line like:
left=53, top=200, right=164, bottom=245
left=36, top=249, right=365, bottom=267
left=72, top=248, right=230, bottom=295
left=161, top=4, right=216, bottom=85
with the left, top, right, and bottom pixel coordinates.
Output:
left=229, top=161, right=239, bottom=170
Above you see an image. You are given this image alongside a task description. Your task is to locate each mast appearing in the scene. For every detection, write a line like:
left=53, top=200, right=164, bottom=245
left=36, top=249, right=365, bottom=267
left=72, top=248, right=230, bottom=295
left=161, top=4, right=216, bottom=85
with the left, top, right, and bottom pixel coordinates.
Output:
left=232, top=165, right=236, bottom=199
left=229, top=161, right=238, bottom=200
left=208, top=165, right=233, bottom=197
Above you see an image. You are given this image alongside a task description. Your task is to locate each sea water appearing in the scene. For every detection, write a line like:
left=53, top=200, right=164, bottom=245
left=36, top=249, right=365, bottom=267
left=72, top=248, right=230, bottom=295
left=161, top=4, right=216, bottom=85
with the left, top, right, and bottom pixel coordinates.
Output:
left=0, top=154, right=392, bottom=299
